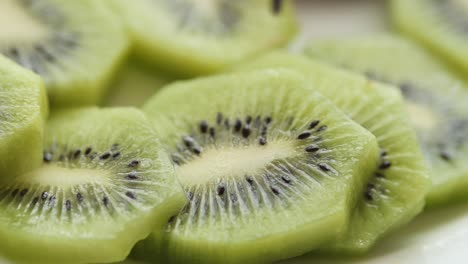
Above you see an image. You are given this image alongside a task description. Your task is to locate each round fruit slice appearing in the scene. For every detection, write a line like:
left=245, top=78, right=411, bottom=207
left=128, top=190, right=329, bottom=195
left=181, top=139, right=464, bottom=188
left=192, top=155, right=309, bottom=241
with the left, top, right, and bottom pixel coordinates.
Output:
left=111, top=0, right=298, bottom=77
left=138, top=70, right=380, bottom=263
left=391, top=0, right=468, bottom=76
left=0, top=55, right=47, bottom=180
left=0, top=107, right=186, bottom=263
left=239, top=52, right=430, bottom=253
left=306, top=35, right=468, bottom=207
left=0, top=0, right=129, bottom=106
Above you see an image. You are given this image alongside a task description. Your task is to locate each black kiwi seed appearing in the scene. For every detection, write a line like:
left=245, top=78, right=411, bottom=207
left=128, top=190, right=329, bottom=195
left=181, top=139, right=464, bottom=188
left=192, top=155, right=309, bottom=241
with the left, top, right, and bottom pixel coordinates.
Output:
left=217, top=184, right=226, bottom=196
left=224, top=119, right=230, bottom=129
left=209, top=127, right=216, bottom=138
left=308, top=120, right=320, bottom=129
left=200, top=120, right=208, bottom=133
left=43, top=152, right=53, bottom=162
left=73, top=149, right=81, bottom=159
left=103, top=196, right=109, bottom=207
left=364, top=192, right=373, bottom=201
left=127, top=171, right=138, bottom=180
left=281, top=175, right=292, bottom=184
left=66, top=200, right=72, bottom=211
left=234, top=119, right=242, bottom=132
left=85, top=147, right=92, bottom=155
left=245, top=115, right=252, bottom=124
left=259, top=137, right=267, bottom=146
left=318, top=163, right=331, bottom=172
left=41, top=191, right=49, bottom=200
left=168, top=215, right=176, bottom=224
left=20, top=189, right=28, bottom=197
left=183, top=136, right=194, bottom=147
left=265, top=116, right=272, bottom=124
left=380, top=150, right=388, bottom=157
left=112, top=152, right=121, bottom=159
left=192, top=147, right=202, bottom=155
left=216, top=112, right=223, bottom=125
left=270, top=186, right=280, bottom=195
left=187, top=191, right=194, bottom=201
left=76, top=193, right=84, bottom=203
left=440, top=151, right=452, bottom=161
left=297, top=131, right=311, bottom=140
left=49, top=195, right=56, bottom=207
left=32, top=197, right=39, bottom=205
left=125, top=191, right=137, bottom=200
left=242, top=125, right=251, bottom=138
left=317, top=125, right=328, bottom=132
left=11, top=189, right=19, bottom=197
left=128, top=160, right=140, bottom=167
left=100, top=152, right=111, bottom=160
left=271, top=0, right=283, bottom=14
left=261, top=126, right=268, bottom=136
left=246, top=176, right=254, bottom=185
left=379, top=160, right=392, bottom=170
left=305, top=144, right=320, bottom=153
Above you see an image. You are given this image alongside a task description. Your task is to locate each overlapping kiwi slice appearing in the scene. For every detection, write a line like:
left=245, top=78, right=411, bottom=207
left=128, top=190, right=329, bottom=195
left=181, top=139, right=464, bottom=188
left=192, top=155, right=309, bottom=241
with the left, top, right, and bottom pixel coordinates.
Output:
left=391, top=0, right=468, bottom=75
left=239, top=52, right=430, bottom=253
left=0, top=0, right=129, bottom=106
left=0, top=107, right=186, bottom=263
left=0, top=55, right=48, bottom=180
left=138, top=70, right=380, bottom=263
left=306, top=35, right=468, bottom=207
left=111, top=0, right=298, bottom=76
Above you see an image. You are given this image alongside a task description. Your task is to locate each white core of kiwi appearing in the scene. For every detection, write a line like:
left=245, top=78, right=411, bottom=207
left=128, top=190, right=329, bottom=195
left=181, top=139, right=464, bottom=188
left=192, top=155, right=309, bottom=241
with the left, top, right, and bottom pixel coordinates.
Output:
left=0, top=0, right=49, bottom=43
left=405, top=102, right=440, bottom=131
left=176, top=140, right=295, bottom=186
left=17, top=165, right=111, bottom=187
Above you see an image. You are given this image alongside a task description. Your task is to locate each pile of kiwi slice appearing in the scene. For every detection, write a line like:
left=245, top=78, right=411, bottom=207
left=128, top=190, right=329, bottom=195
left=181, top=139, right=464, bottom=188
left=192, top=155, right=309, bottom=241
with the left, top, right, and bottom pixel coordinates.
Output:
left=2, top=0, right=468, bottom=263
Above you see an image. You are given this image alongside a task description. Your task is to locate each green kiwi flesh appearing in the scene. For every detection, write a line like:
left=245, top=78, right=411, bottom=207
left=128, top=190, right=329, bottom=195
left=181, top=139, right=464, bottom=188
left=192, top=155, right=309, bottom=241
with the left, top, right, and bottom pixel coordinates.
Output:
left=239, top=52, right=430, bottom=253
left=104, top=58, right=171, bottom=107
left=0, top=107, right=185, bottom=263
left=391, top=0, right=468, bottom=76
left=306, top=35, right=468, bottom=207
left=138, top=69, right=379, bottom=263
left=0, top=55, right=48, bottom=180
left=112, top=0, right=298, bottom=77
left=0, top=0, right=129, bottom=106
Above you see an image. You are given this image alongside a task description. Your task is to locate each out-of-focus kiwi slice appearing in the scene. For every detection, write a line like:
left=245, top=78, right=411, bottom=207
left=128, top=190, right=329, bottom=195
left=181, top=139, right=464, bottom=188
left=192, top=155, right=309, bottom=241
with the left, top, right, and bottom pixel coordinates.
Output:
left=306, top=35, right=468, bottom=207
left=0, top=55, right=48, bottom=180
left=137, top=70, right=379, bottom=263
left=0, top=0, right=129, bottom=106
left=239, top=52, right=430, bottom=253
left=391, top=0, right=468, bottom=76
left=0, top=107, right=185, bottom=263
left=111, top=0, right=298, bottom=77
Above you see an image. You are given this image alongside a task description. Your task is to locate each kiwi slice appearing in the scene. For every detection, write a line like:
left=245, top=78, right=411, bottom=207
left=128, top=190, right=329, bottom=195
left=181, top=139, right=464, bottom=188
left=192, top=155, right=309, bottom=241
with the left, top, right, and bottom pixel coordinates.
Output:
left=0, top=0, right=129, bottom=106
left=306, top=35, right=468, bottom=207
left=111, top=0, right=298, bottom=77
left=0, top=107, right=186, bottom=263
left=104, top=58, right=171, bottom=107
left=391, top=0, right=468, bottom=76
left=0, top=55, right=48, bottom=179
left=238, top=52, right=430, bottom=253
left=137, top=70, right=380, bottom=263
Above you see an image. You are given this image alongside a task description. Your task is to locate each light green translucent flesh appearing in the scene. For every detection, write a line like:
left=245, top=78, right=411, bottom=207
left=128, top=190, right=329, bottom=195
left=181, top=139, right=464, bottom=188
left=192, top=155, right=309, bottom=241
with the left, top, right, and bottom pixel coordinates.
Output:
left=0, top=108, right=185, bottom=263
left=391, top=0, right=468, bottom=76
left=306, top=35, right=468, bottom=207
left=104, top=58, right=171, bottom=107
left=0, top=55, right=48, bottom=180
left=139, top=70, right=379, bottom=263
left=239, top=53, right=430, bottom=253
left=112, top=0, right=298, bottom=77
left=0, top=0, right=129, bottom=106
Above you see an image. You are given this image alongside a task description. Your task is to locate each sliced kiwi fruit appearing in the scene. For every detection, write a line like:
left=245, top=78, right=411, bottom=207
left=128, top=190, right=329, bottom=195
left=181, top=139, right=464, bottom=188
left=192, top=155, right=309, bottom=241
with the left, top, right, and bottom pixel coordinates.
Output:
left=306, top=35, right=468, bottom=207
left=104, top=58, right=171, bottom=107
left=111, top=0, right=298, bottom=77
left=391, top=0, right=468, bottom=76
left=0, top=107, right=186, bottom=263
left=0, top=55, right=48, bottom=180
left=0, top=0, right=129, bottom=106
left=238, top=52, right=430, bottom=253
left=137, top=69, right=380, bottom=263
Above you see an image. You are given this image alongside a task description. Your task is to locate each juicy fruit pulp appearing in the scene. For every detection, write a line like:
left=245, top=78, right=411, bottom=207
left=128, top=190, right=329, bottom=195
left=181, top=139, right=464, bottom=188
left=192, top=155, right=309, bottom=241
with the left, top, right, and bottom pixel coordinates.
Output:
left=112, top=0, right=298, bottom=76
left=391, top=0, right=468, bottom=76
left=139, top=70, right=380, bottom=263
left=0, top=55, right=48, bottom=180
left=306, top=35, right=468, bottom=206
left=0, top=0, right=129, bottom=106
left=239, top=52, right=430, bottom=253
left=0, top=107, right=185, bottom=263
